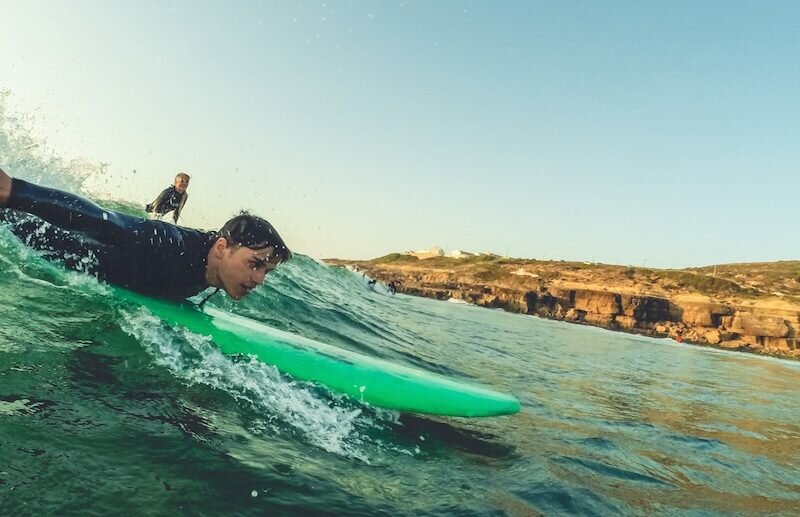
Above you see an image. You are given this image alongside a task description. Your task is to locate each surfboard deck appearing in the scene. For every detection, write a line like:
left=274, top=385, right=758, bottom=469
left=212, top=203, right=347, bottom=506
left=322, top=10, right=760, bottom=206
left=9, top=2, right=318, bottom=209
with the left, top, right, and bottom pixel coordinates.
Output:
left=114, top=288, right=521, bottom=417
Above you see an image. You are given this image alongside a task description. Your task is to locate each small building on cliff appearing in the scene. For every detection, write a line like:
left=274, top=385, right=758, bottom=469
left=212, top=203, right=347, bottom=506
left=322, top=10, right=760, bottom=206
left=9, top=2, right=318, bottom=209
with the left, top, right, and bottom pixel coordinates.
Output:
left=448, top=250, right=475, bottom=259
left=406, top=246, right=445, bottom=260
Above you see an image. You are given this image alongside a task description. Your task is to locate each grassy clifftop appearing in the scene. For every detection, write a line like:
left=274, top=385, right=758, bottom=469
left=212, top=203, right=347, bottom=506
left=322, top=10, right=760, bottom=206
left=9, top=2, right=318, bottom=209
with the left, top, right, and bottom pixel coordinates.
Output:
left=325, top=254, right=800, bottom=358
left=330, top=254, right=800, bottom=304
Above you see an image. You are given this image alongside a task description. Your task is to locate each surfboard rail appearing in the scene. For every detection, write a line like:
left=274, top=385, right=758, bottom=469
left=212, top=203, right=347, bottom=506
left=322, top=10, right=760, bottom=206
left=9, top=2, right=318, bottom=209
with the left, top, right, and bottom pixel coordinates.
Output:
left=115, top=289, right=521, bottom=417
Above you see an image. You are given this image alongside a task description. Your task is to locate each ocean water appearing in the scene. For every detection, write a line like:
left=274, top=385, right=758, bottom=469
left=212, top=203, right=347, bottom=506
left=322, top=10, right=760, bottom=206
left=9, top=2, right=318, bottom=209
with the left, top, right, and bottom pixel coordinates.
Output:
left=3, top=229, right=800, bottom=516
left=2, top=96, right=800, bottom=515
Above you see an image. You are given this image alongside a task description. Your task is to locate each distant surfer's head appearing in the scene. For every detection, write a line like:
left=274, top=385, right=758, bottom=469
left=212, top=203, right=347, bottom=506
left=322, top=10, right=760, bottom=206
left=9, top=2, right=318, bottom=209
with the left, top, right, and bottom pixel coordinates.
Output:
left=173, top=173, right=190, bottom=193
left=207, top=211, right=291, bottom=299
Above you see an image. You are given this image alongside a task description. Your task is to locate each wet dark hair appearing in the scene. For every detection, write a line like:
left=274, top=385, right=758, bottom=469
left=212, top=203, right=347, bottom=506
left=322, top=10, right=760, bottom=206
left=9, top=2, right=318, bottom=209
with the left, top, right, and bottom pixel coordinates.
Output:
left=218, top=211, right=292, bottom=262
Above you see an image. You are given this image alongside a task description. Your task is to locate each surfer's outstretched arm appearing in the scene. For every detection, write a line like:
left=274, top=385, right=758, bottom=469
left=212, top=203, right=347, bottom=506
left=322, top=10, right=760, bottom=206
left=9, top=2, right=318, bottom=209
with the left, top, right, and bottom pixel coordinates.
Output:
left=173, top=192, right=187, bottom=223
left=145, top=188, right=169, bottom=214
left=0, top=170, right=138, bottom=243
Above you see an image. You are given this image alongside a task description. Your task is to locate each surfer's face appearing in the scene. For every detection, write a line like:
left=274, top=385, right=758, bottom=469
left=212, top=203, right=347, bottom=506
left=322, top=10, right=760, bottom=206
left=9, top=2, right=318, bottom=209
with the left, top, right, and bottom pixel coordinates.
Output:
left=173, top=175, right=189, bottom=193
left=218, top=245, right=279, bottom=299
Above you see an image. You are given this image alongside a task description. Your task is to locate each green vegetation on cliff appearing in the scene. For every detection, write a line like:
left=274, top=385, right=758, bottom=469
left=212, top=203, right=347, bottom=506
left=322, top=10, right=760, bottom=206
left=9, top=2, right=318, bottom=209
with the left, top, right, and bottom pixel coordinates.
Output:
left=372, top=253, right=419, bottom=264
left=325, top=253, right=800, bottom=359
left=658, top=270, right=757, bottom=296
left=691, top=261, right=800, bottom=296
left=349, top=253, right=799, bottom=300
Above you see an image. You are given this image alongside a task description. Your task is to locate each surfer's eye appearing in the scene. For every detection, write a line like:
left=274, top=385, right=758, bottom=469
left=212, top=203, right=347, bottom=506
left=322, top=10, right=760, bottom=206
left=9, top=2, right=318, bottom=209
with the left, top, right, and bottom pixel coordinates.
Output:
left=250, top=259, right=268, bottom=271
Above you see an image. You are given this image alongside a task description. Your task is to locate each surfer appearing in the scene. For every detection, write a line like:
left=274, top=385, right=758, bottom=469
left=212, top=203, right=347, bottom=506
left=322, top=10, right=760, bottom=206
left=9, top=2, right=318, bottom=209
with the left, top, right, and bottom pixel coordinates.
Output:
left=145, top=172, right=190, bottom=223
left=0, top=168, right=291, bottom=301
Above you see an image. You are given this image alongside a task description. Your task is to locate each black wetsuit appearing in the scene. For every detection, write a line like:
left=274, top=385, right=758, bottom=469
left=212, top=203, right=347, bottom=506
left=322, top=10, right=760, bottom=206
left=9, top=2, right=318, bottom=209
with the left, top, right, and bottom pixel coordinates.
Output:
left=146, top=185, right=188, bottom=223
left=0, top=179, right=215, bottom=299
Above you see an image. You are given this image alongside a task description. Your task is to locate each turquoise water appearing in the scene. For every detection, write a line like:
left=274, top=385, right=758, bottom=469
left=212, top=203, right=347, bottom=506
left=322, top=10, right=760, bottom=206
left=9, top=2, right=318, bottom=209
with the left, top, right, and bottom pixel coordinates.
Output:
left=2, top=228, right=800, bottom=515
left=1, top=96, right=800, bottom=514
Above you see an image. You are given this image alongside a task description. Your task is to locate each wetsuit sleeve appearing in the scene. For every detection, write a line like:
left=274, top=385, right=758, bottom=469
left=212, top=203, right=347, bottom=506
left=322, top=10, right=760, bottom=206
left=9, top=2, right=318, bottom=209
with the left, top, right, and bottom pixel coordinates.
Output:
left=6, top=178, right=140, bottom=243
left=146, top=187, right=170, bottom=213
left=173, top=192, right=188, bottom=223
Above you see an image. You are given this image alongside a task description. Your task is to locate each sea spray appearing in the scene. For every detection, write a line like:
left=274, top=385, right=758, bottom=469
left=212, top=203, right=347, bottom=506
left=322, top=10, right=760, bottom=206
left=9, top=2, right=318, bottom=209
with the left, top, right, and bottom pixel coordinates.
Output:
left=0, top=89, right=106, bottom=194
left=119, top=308, right=374, bottom=461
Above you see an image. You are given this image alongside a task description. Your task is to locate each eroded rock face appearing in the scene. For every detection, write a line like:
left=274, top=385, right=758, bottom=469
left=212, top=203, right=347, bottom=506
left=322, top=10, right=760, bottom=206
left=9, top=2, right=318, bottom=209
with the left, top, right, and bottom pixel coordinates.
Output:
left=679, top=302, right=733, bottom=327
left=728, top=314, right=791, bottom=338
left=340, top=263, right=800, bottom=359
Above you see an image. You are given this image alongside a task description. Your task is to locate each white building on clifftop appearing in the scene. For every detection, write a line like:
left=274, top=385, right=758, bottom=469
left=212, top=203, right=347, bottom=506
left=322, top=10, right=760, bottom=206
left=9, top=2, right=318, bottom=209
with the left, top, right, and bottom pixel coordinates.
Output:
left=406, top=246, right=445, bottom=260
left=405, top=247, right=481, bottom=260
left=448, top=250, right=475, bottom=259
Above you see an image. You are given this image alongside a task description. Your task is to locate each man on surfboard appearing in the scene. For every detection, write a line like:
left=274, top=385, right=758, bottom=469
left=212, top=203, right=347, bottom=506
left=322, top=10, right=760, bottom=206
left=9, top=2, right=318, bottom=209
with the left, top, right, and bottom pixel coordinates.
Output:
left=145, top=172, right=191, bottom=223
left=0, top=167, right=291, bottom=301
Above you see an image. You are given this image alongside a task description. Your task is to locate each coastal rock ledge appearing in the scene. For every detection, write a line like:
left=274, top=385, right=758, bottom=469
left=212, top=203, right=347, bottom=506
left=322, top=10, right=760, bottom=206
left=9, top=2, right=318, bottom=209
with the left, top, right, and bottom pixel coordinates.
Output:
left=325, top=258, right=800, bottom=359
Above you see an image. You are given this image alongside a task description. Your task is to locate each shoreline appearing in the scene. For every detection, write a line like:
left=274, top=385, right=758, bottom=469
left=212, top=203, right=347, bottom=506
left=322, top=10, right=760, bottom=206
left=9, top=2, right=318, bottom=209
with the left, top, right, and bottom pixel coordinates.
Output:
left=325, top=256, right=800, bottom=361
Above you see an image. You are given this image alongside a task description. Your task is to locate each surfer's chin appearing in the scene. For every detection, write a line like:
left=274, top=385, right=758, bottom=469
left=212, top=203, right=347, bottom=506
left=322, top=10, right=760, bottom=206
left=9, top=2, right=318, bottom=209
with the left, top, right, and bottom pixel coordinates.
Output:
left=219, top=282, right=256, bottom=300
left=220, top=287, right=243, bottom=300
left=230, top=287, right=254, bottom=300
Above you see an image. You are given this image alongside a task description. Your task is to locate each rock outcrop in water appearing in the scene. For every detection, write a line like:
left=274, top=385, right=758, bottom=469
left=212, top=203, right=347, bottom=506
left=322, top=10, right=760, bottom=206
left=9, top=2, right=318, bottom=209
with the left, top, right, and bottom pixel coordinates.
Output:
left=325, top=256, right=800, bottom=359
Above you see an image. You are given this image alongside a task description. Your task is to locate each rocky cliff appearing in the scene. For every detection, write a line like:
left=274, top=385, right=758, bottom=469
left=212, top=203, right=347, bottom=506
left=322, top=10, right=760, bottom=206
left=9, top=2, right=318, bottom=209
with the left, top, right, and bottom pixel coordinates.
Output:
left=325, top=256, right=800, bottom=359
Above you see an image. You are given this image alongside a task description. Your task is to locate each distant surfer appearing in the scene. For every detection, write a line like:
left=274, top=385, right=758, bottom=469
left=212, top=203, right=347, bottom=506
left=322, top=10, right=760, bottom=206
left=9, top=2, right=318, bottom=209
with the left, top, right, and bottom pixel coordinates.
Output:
left=0, top=167, right=291, bottom=302
left=145, top=172, right=190, bottom=224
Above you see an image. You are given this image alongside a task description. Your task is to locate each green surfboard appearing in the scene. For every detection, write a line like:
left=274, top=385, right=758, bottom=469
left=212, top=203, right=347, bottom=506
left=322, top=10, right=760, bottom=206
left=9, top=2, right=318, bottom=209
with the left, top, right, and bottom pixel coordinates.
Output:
left=115, top=288, right=521, bottom=417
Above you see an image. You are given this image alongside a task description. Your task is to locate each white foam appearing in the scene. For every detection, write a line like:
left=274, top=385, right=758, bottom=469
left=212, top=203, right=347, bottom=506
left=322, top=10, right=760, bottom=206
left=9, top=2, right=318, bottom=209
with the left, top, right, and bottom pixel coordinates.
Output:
left=0, top=399, right=44, bottom=416
left=119, top=309, right=375, bottom=461
left=0, top=231, right=108, bottom=295
left=0, top=89, right=106, bottom=195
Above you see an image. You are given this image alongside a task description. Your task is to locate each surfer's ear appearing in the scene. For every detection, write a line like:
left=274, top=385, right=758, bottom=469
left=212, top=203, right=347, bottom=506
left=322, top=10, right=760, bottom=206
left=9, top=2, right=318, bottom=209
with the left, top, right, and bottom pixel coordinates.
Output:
left=211, top=237, right=230, bottom=257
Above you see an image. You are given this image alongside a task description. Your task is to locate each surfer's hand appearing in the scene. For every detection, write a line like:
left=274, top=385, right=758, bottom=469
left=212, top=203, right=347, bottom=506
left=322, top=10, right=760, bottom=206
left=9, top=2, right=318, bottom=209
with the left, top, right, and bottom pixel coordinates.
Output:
left=0, top=168, right=11, bottom=207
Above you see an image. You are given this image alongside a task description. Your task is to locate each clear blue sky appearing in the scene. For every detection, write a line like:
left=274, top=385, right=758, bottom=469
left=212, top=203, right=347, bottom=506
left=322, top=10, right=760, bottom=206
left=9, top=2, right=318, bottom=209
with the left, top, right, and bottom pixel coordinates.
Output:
left=1, top=0, right=798, bottom=267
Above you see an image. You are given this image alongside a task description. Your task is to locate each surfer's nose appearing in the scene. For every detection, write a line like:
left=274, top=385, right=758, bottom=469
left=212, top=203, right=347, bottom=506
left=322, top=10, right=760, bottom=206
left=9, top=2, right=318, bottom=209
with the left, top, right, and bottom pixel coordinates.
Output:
left=252, top=269, right=267, bottom=285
